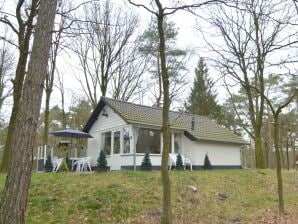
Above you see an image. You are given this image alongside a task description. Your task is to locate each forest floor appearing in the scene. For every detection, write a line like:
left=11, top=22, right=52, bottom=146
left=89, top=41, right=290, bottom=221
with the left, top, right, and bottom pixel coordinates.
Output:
left=0, top=169, right=297, bottom=223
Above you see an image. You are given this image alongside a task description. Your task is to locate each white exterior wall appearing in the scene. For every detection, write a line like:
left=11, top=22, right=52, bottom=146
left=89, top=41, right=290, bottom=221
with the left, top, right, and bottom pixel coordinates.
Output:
left=86, top=106, right=241, bottom=170
left=87, top=105, right=128, bottom=169
left=182, top=135, right=241, bottom=166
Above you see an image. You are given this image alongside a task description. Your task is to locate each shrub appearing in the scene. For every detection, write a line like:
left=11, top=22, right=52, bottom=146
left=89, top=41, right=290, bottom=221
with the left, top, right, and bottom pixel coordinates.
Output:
left=176, top=153, right=184, bottom=170
left=141, top=151, right=152, bottom=170
left=97, top=150, right=107, bottom=168
left=204, top=153, right=212, bottom=170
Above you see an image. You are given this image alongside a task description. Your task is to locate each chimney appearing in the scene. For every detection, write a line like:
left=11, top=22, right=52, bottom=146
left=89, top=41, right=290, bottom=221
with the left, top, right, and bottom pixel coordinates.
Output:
left=191, top=117, right=195, bottom=130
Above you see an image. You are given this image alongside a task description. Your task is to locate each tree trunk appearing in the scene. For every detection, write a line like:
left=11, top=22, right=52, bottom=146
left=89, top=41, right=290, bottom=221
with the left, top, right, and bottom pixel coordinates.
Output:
left=0, top=0, right=38, bottom=173
left=43, top=88, right=52, bottom=145
left=273, top=115, right=284, bottom=213
left=286, top=137, right=289, bottom=171
left=156, top=52, right=162, bottom=107
left=156, top=1, right=172, bottom=223
left=0, top=1, right=57, bottom=223
left=255, top=131, right=265, bottom=168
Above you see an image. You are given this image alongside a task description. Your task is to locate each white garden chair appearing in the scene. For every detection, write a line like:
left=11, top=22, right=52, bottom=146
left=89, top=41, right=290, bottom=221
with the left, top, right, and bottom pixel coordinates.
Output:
left=168, top=153, right=192, bottom=171
left=181, top=154, right=193, bottom=170
left=52, top=158, right=63, bottom=172
left=72, top=157, right=92, bottom=172
left=168, top=153, right=177, bottom=170
left=81, top=156, right=92, bottom=172
left=72, top=157, right=85, bottom=172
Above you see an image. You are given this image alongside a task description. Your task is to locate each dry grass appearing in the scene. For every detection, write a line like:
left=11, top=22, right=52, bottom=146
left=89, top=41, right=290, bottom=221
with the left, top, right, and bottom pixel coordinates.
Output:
left=0, top=169, right=297, bottom=223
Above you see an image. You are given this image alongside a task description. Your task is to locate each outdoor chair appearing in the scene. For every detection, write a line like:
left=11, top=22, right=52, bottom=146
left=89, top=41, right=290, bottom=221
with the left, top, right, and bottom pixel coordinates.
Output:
left=72, top=157, right=92, bottom=172
left=168, top=153, right=192, bottom=171
left=168, top=153, right=177, bottom=170
left=52, top=157, right=63, bottom=172
left=72, top=157, right=84, bottom=172
left=181, top=154, right=193, bottom=170
left=81, top=156, right=92, bottom=172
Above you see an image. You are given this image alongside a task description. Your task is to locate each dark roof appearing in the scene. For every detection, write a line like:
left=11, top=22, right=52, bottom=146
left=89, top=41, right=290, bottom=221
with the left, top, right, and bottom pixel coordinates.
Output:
left=83, top=97, right=247, bottom=145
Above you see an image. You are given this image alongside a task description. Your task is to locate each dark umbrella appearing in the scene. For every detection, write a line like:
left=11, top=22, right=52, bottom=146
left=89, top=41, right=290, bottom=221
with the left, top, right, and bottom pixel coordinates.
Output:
left=50, top=129, right=93, bottom=149
left=50, top=129, right=93, bottom=138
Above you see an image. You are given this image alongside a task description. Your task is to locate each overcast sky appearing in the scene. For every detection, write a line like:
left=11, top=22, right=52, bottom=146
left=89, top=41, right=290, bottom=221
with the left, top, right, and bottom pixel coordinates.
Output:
left=3, top=0, right=289, bottom=122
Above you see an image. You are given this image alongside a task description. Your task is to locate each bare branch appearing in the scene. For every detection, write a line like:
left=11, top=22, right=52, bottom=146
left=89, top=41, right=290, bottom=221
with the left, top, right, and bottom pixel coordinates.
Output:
left=127, top=0, right=157, bottom=15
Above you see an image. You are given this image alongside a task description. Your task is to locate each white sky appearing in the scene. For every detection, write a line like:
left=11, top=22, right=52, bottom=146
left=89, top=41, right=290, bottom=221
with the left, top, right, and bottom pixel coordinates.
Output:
left=53, top=0, right=228, bottom=110
left=1, top=0, right=295, bottom=123
left=0, top=0, right=241, bottom=122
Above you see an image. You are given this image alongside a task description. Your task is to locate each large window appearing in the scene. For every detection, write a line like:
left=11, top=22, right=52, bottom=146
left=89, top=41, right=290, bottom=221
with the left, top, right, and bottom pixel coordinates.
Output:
left=136, top=128, right=160, bottom=154
left=123, top=127, right=130, bottom=154
left=113, top=131, right=120, bottom=154
left=102, top=131, right=111, bottom=155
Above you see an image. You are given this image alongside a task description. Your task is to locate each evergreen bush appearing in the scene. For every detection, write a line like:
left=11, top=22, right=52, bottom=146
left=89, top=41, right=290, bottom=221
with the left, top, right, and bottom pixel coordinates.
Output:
left=97, top=150, right=107, bottom=168
left=204, top=153, right=212, bottom=170
left=141, top=151, right=152, bottom=170
left=176, top=153, right=184, bottom=170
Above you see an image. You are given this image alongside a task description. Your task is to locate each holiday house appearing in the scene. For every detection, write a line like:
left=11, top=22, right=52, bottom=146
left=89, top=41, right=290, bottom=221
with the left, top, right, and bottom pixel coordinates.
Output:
left=83, top=97, right=247, bottom=170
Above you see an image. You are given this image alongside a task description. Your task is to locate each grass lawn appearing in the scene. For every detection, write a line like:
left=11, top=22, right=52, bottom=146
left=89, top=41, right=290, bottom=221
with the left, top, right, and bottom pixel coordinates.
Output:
left=0, top=169, right=297, bottom=223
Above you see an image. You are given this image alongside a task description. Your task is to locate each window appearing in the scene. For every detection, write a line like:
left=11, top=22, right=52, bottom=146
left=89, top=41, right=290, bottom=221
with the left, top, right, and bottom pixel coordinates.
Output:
left=113, top=131, right=120, bottom=154
left=174, top=133, right=182, bottom=154
left=102, top=131, right=111, bottom=155
left=136, top=128, right=160, bottom=154
left=123, top=127, right=130, bottom=154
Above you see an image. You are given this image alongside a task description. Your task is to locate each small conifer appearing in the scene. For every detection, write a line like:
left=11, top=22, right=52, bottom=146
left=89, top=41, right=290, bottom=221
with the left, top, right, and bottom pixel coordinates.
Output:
left=141, top=151, right=152, bottom=169
left=204, top=153, right=212, bottom=170
left=176, top=153, right=184, bottom=170
left=97, top=150, right=107, bottom=168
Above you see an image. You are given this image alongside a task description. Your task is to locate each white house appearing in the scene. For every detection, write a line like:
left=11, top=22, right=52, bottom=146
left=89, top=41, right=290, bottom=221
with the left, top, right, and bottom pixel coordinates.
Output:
left=83, top=97, right=247, bottom=170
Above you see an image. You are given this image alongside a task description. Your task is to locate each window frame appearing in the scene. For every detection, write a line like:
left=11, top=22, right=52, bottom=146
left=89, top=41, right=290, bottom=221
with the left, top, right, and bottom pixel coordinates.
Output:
left=113, top=130, right=121, bottom=154
left=136, top=128, right=161, bottom=154
left=101, top=131, right=112, bottom=156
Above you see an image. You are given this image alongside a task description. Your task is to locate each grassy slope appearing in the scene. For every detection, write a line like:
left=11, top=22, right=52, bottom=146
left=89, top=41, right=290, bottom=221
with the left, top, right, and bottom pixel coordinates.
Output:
left=0, top=169, right=297, bottom=223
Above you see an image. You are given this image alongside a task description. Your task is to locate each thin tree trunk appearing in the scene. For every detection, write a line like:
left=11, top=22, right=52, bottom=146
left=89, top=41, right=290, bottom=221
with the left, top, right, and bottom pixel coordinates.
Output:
left=0, top=0, right=38, bottom=173
left=0, top=1, right=57, bottom=223
left=273, top=115, right=284, bottom=213
left=43, top=88, right=52, bottom=145
left=255, top=131, right=265, bottom=168
left=156, top=53, right=162, bottom=107
left=286, top=137, right=289, bottom=171
left=155, top=1, right=172, bottom=223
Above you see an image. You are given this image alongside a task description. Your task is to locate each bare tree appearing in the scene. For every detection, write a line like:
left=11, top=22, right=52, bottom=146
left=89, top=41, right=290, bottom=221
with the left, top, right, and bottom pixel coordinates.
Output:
left=110, top=40, right=147, bottom=102
left=139, top=18, right=189, bottom=107
left=128, top=1, right=221, bottom=223
left=0, top=0, right=39, bottom=173
left=43, top=17, right=64, bottom=146
left=256, top=76, right=297, bottom=213
left=70, top=0, right=140, bottom=107
left=200, top=0, right=298, bottom=168
left=0, top=0, right=57, bottom=222
left=43, top=0, right=77, bottom=145
left=56, top=70, right=67, bottom=129
left=293, top=0, right=298, bottom=13
left=0, top=38, right=14, bottom=112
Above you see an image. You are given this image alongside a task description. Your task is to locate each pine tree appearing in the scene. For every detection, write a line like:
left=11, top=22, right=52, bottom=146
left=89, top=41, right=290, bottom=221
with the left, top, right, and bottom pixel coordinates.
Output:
left=141, top=151, right=152, bottom=170
left=185, top=58, right=221, bottom=121
left=97, top=150, right=107, bottom=168
left=176, top=153, right=184, bottom=170
left=139, top=18, right=188, bottom=106
left=204, top=154, right=212, bottom=170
